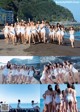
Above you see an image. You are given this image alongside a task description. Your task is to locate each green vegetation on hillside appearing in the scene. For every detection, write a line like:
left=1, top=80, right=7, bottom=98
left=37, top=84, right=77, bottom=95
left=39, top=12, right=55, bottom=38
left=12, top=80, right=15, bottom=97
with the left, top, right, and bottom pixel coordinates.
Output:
left=0, top=0, right=74, bottom=22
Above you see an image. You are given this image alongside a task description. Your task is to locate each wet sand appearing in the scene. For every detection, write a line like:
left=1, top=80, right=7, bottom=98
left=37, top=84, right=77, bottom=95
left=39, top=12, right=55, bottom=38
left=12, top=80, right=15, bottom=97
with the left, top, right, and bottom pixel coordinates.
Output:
left=0, top=38, right=80, bottom=56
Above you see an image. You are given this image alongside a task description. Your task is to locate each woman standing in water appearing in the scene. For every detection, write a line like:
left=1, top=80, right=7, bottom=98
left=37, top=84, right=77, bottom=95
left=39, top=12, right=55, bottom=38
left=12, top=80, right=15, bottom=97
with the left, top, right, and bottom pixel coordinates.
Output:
left=69, top=26, right=75, bottom=48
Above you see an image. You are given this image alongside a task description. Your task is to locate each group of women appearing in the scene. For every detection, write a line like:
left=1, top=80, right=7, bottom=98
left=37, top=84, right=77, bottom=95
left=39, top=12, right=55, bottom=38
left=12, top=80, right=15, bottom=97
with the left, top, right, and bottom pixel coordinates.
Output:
left=1, top=61, right=36, bottom=84
left=40, top=60, right=80, bottom=84
left=3, top=21, right=75, bottom=48
left=43, top=84, right=78, bottom=112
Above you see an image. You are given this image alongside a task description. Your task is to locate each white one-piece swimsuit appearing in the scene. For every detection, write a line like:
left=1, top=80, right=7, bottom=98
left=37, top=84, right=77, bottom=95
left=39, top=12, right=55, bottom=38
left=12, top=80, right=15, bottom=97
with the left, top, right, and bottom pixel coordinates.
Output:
left=70, top=31, right=74, bottom=40
left=44, top=95, right=52, bottom=104
left=55, top=94, right=61, bottom=104
left=40, top=71, right=46, bottom=80
left=66, top=93, right=73, bottom=102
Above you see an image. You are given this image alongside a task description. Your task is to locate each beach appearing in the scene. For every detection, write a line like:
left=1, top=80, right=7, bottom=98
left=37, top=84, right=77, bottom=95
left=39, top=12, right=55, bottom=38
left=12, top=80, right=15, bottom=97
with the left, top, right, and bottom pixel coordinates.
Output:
left=0, top=38, right=80, bottom=56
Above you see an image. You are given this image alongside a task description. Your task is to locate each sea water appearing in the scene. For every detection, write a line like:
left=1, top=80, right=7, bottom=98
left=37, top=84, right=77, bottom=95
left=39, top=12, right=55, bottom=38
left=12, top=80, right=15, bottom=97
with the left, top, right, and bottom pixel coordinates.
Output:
left=40, top=97, right=80, bottom=112
left=65, top=31, right=80, bottom=41
left=10, top=103, right=40, bottom=109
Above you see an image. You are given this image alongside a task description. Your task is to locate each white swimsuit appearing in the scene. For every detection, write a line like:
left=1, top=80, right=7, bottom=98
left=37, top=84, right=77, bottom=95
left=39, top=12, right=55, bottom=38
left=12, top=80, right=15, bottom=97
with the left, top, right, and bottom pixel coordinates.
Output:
left=11, top=69, right=16, bottom=76
left=26, top=27, right=31, bottom=35
left=44, top=95, right=52, bottom=104
left=2, top=67, right=9, bottom=76
left=55, top=94, right=61, bottom=104
left=41, top=26, right=46, bottom=33
left=40, top=71, right=46, bottom=80
left=20, top=69, right=24, bottom=75
left=31, top=28, right=37, bottom=34
left=66, top=93, right=73, bottom=102
left=70, top=31, right=74, bottom=40
left=57, top=29, right=61, bottom=35
left=4, top=26, right=9, bottom=34
left=14, top=70, right=19, bottom=76
left=58, top=68, right=63, bottom=74
left=61, top=30, right=64, bottom=36
left=21, top=27, right=25, bottom=34
left=54, top=68, right=58, bottom=77
left=70, top=65, right=78, bottom=73
left=9, top=27, right=15, bottom=36
left=28, top=70, right=34, bottom=77
left=23, top=70, right=29, bottom=76
left=16, top=26, right=21, bottom=35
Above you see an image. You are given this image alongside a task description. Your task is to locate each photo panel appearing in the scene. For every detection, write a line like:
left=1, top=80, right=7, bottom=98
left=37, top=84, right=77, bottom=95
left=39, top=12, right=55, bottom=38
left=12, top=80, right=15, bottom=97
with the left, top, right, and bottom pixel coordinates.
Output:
left=40, top=56, right=80, bottom=84
left=0, top=84, right=40, bottom=112
left=0, top=56, right=40, bottom=84
left=0, top=0, right=80, bottom=56
left=40, top=84, right=80, bottom=112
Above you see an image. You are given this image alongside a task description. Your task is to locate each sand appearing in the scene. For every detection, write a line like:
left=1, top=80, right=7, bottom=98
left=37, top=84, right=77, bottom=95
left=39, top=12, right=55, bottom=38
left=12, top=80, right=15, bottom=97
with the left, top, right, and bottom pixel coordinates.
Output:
left=0, top=38, right=80, bottom=56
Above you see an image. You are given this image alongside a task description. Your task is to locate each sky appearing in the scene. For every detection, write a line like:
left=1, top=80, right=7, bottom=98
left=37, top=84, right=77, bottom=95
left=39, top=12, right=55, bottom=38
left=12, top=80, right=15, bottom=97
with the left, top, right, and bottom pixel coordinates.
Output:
left=0, top=84, right=40, bottom=103
left=54, top=0, right=80, bottom=22
left=0, top=56, right=33, bottom=63
left=40, top=84, right=80, bottom=98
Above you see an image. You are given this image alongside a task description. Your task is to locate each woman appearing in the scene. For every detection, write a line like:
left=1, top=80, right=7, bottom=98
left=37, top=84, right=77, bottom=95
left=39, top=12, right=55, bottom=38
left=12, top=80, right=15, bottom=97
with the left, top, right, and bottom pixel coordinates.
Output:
left=19, top=66, right=24, bottom=83
left=7, top=65, right=14, bottom=83
left=43, top=85, right=53, bottom=112
left=40, top=65, right=50, bottom=84
left=53, top=63, right=61, bottom=83
left=16, top=23, right=21, bottom=44
left=56, top=23, right=61, bottom=45
left=61, top=90, right=66, bottom=112
left=49, top=26, right=53, bottom=42
left=3, top=23, right=9, bottom=44
left=72, top=84, right=78, bottom=112
left=69, top=62, right=79, bottom=83
left=2, top=65, right=9, bottom=83
left=26, top=23, right=32, bottom=45
left=66, top=61, right=74, bottom=84
left=31, top=22, right=37, bottom=44
left=9, top=24, right=16, bottom=45
left=21, top=65, right=29, bottom=83
left=48, top=65, right=55, bottom=83
left=16, top=66, right=21, bottom=83
left=11, top=64, right=17, bottom=83
left=65, top=83, right=73, bottom=112
left=55, top=84, right=62, bottom=112
left=40, top=21, right=46, bottom=43
left=20, top=23, right=25, bottom=44
left=69, top=26, right=75, bottom=48
left=61, top=25, right=65, bottom=44
left=2, top=61, right=11, bottom=83
left=28, top=66, right=35, bottom=83
left=58, top=63, right=64, bottom=83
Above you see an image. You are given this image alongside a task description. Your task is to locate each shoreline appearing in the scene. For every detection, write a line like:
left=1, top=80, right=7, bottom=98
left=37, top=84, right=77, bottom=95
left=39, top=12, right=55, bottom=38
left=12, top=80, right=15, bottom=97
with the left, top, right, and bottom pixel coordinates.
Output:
left=0, top=38, right=80, bottom=56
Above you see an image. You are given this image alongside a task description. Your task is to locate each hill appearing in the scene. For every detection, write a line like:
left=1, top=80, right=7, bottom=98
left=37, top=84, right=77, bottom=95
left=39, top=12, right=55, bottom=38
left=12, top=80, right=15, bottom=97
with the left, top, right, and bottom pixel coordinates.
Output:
left=0, top=0, right=75, bottom=22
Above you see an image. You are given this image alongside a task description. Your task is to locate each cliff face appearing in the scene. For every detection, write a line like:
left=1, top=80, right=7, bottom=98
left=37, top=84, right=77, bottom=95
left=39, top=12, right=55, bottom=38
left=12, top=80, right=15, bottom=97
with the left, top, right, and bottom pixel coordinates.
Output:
left=0, top=0, right=74, bottom=22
